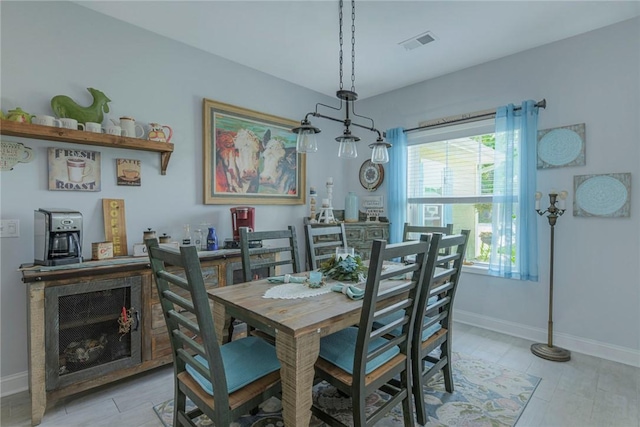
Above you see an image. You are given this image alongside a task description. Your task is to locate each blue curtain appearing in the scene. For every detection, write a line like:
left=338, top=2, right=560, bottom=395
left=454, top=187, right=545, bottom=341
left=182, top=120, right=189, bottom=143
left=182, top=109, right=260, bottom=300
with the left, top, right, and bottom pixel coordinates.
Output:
left=386, top=128, right=407, bottom=243
left=489, top=100, right=538, bottom=281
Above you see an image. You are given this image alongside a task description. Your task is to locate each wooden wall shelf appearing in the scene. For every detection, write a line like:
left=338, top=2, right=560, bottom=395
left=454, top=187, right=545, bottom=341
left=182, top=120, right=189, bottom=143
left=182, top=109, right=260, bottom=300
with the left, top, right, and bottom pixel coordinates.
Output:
left=0, top=120, right=174, bottom=175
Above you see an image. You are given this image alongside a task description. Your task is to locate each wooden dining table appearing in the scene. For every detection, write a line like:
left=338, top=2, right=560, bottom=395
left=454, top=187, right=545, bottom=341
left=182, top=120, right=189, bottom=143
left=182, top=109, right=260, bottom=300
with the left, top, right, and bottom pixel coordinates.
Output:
left=207, top=271, right=410, bottom=427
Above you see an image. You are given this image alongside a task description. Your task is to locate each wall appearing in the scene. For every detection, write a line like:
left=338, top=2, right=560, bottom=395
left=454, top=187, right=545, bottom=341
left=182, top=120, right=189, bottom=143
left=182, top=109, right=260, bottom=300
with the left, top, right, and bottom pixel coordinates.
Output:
left=0, top=1, right=348, bottom=388
left=362, top=17, right=640, bottom=365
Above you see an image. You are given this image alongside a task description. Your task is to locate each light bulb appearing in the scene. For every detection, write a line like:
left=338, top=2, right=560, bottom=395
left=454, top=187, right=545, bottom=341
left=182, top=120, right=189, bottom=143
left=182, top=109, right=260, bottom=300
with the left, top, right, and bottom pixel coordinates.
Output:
left=371, top=144, right=389, bottom=164
left=296, top=130, right=318, bottom=153
left=338, top=140, right=358, bottom=158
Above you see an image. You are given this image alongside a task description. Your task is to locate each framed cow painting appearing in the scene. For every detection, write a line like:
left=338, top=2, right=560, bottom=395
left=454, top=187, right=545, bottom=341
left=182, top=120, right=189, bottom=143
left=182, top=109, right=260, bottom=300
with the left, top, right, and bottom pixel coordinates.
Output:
left=203, top=98, right=306, bottom=205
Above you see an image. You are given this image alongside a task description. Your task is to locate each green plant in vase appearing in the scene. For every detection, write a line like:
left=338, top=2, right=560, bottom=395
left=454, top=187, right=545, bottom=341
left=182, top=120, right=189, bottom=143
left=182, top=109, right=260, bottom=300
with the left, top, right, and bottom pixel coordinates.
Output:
left=318, top=254, right=367, bottom=282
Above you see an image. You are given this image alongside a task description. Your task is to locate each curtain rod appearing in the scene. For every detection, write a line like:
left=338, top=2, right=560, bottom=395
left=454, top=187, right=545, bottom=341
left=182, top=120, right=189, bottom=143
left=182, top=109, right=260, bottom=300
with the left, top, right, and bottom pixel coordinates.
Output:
left=403, top=98, right=546, bottom=134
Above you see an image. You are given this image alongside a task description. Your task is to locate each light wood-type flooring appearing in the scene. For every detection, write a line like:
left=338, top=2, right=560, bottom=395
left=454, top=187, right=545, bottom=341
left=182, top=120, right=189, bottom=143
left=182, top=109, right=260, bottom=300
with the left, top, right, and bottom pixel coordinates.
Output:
left=2, top=323, right=639, bottom=427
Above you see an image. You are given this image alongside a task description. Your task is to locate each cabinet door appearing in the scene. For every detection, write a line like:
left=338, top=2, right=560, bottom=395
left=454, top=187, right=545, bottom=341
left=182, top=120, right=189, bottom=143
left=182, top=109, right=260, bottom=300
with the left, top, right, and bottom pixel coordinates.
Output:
left=45, top=276, right=142, bottom=390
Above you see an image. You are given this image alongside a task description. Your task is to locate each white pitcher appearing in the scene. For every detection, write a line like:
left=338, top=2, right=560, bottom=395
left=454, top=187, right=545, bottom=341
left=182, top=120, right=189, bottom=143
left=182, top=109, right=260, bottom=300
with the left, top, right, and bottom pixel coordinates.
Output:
left=111, top=116, right=144, bottom=138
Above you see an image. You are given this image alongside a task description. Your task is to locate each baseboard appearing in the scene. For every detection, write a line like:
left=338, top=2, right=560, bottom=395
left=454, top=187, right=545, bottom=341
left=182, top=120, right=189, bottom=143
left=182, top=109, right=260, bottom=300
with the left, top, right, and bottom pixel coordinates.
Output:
left=1, top=370, right=28, bottom=397
left=454, top=309, right=640, bottom=368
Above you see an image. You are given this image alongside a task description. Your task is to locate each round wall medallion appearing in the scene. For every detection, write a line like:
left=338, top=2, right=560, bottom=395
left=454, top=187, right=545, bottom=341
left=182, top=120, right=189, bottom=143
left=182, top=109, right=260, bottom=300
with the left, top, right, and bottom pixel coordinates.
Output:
left=359, top=160, right=384, bottom=191
left=575, top=175, right=628, bottom=216
left=538, top=128, right=583, bottom=166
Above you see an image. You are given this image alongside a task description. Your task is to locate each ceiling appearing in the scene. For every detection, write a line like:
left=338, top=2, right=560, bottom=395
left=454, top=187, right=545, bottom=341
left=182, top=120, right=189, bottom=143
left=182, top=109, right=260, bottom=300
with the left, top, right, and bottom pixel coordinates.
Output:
left=75, top=1, right=640, bottom=99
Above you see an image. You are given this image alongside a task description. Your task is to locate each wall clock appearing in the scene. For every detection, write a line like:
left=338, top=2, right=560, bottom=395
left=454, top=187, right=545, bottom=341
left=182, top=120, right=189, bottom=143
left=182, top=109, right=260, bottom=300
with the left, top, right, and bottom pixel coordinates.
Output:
left=359, top=160, right=384, bottom=191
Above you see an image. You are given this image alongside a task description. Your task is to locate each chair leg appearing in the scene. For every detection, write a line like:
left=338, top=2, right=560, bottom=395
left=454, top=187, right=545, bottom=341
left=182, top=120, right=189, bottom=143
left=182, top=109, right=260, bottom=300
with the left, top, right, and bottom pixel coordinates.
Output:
left=174, top=387, right=187, bottom=427
left=226, top=317, right=236, bottom=343
left=352, top=388, right=367, bottom=427
left=412, top=356, right=427, bottom=426
left=441, top=338, right=454, bottom=393
left=400, top=369, right=415, bottom=427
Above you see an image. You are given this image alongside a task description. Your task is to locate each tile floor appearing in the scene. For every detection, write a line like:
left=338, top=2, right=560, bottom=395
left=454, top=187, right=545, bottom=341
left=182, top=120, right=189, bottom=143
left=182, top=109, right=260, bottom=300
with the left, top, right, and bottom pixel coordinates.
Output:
left=2, top=323, right=639, bottom=427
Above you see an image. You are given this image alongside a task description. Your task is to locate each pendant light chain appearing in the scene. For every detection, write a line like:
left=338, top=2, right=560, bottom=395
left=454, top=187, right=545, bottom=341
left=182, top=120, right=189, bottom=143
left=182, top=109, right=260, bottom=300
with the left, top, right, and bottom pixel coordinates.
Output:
left=338, top=0, right=344, bottom=91
left=351, top=0, right=356, bottom=93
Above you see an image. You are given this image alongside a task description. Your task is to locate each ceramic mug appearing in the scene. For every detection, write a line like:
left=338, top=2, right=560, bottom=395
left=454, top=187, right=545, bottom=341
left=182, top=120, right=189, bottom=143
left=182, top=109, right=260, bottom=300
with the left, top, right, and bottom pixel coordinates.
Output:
left=32, top=115, right=61, bottom=127
left=66, top=158, right=92, bottom=183
left=104, top=125, right=129, bottom=137
left=85, top=122, right=102, bottom=133
left=59, top=118, right=85, bottom=131
left=119, top=117, right=144, bottom=138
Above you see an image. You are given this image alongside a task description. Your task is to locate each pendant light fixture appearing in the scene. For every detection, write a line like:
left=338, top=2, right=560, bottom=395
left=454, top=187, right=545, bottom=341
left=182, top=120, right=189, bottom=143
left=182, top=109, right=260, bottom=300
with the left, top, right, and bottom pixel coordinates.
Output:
left=292, top=0, right=391, bottom=164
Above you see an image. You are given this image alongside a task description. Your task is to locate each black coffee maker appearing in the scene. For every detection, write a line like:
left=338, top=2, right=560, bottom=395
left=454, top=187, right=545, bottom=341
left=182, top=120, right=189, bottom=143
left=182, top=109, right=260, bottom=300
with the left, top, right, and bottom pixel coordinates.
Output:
left=34, top=208, right=83, bottom=266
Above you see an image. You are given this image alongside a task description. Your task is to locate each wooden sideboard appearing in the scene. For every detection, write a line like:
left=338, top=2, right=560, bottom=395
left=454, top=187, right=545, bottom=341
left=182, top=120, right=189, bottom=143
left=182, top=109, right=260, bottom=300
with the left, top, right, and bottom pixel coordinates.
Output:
left=304, top=213, right=390, bottom=262
left=20, top=250, right=244, bottom=426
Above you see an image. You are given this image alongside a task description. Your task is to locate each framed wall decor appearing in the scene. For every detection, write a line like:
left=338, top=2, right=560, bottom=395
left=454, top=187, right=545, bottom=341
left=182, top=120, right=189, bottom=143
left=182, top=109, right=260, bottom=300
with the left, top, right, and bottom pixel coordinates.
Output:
left=116, top=158, right=141, bottom=186
left=573, top=172, right=631, bottom=217
left=537, top=123, right=586, bottom=169
left=48, top=148, right=101, bottom=191
left=203, top=99, right=306, bottom=205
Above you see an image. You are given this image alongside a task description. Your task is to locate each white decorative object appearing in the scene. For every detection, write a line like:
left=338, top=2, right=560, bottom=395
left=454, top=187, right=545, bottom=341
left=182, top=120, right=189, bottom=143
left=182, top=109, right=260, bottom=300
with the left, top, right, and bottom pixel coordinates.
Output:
left=309, top=186, right=318, bottom=223
left=263, top=283, right=333, bottom=299
left=318, top=177, right=336, bottom=223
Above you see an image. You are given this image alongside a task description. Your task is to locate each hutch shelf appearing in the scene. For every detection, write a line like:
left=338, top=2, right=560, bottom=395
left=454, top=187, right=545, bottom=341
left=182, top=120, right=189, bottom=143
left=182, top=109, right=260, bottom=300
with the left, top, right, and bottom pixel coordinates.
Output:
left=0, top=120, right=174, bottom=174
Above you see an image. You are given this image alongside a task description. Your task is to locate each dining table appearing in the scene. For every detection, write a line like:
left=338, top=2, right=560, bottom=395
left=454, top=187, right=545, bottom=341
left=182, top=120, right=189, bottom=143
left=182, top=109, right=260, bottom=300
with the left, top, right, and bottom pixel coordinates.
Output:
left=207, top=269, right=411, bottom=427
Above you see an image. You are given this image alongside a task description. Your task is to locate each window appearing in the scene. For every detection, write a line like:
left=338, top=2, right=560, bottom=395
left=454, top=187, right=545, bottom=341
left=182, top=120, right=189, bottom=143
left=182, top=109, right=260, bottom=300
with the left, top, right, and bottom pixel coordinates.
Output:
left=407, top=119, right=500, bottom=265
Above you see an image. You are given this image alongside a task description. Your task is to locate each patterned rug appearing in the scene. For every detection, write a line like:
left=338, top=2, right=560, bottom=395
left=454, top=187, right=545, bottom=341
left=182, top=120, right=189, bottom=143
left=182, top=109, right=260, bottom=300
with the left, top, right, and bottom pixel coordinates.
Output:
left=153, top=353, right=540, bottom=427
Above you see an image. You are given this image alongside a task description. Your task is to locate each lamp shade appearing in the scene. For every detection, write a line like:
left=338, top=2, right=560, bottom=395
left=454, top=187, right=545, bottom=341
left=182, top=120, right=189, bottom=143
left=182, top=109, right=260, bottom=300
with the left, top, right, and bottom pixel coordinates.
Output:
left=371, top=144, right=389, bottom=164
left=296, top=129, right=318, bottom=153
left=338, top=139, right=358, bottom=158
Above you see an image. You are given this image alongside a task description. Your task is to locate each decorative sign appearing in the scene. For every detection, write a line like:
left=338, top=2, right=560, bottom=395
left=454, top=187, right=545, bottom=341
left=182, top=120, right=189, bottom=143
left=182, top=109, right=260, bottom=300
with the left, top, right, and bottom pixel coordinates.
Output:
left=116, top=158, right=141, bottom=186
left=537, top=123, right=586, bottom=169
left=48, top=148, right=101, bottom=191
left=1, top=140, right=34, bottom=171
left=574, top=173, right=631, bottom=218
left=102, top=199, right=128, bottom=255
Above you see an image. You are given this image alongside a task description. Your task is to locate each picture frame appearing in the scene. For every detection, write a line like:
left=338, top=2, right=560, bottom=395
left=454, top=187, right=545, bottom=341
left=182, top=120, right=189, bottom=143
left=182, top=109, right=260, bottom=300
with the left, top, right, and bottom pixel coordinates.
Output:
left=116, top=158, right=141, bottom=186
left=48, top=147, right=101, bottom=192
left=203, top=99, right=306, bottom=205
left=537, top=123, right=586, bottom=169
left=573, top=172, right=631, bottom=218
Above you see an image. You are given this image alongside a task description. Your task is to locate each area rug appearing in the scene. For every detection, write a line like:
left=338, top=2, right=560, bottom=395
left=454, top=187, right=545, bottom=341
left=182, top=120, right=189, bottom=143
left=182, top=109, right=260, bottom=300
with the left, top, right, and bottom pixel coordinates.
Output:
left=153, top=353, right=540, bottom=427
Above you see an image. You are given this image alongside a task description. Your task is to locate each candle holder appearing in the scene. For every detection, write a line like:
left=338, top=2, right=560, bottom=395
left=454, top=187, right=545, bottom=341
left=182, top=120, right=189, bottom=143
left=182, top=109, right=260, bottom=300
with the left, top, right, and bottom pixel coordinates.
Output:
left=531, top=191, right=571, bottom=362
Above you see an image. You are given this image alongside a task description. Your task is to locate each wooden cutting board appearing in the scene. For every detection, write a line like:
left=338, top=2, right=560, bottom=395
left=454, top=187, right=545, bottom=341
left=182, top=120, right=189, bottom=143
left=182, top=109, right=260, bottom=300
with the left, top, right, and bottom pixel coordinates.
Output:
left=102, top=198, right=128, bottom=256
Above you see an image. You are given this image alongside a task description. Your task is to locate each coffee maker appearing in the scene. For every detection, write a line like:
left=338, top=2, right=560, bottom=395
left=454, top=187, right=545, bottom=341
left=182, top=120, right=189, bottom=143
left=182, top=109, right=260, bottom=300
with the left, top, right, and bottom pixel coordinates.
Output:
left=224, top=206, right=257, bottom=249
left=34, top=208, right=83, bottom=266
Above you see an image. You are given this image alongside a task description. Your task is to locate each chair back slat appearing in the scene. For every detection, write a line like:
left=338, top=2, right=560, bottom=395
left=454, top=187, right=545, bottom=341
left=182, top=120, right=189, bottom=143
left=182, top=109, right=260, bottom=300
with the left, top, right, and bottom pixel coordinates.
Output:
left=305, top=224, right=348, bottom=270
left=402, top=222, right=453, bottom=242
left=352, top=236, right=430, bottom=382
left=145, top=239, right=231, bottom=410
left=240, top=226, right=301, bottom=282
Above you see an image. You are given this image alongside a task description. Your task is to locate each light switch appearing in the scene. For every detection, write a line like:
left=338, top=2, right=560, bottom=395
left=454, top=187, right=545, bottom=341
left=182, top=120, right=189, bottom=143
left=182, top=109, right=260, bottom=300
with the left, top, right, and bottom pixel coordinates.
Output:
left=0, top=219, right=20, bottom=237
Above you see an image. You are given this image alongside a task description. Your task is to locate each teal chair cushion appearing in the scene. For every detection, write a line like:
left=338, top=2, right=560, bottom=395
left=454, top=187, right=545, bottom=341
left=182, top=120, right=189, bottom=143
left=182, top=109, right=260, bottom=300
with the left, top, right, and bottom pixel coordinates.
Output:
left=185, top=336, right=280, bottom=396
left=319, top=327, right=399, bottom=375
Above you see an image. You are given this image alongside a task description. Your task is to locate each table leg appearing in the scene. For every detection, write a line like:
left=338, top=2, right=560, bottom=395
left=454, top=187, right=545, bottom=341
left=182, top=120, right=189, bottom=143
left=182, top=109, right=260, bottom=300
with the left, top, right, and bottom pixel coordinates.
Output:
left=212, top=302, right=231, bottom=346
left=275, top=331, right=320, bottom=427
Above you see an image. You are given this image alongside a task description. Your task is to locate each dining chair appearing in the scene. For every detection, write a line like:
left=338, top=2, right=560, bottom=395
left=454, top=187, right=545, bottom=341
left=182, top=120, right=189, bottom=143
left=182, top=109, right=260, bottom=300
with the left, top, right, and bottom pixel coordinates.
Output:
left=410, top=230, right=469, bottom=426
left=240, top=225, right=301, bottom=281
left=145, top=239, right=282, bottom=427
left=304, top=223, right=348, bottom=270
left=312, top=236, right=431, bottom=427
left=402, top=222, right=454, bottom=263
left=402, top=222, right=453, bottom=242
left=237, top=226, right=301, bottom=339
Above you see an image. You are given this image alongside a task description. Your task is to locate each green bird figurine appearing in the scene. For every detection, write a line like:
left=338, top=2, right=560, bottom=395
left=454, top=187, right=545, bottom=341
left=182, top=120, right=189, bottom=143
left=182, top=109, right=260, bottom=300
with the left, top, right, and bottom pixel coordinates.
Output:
left=51, top=88, right=111, bottom=124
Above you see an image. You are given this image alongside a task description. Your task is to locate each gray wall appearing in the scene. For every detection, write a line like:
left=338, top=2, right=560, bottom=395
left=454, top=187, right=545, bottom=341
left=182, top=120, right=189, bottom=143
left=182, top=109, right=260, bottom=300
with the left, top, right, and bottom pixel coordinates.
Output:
left=1, top=1, right=639, bottom=391
left=0, top=1, right=348, bottom=384
left=363, top=17, right=640, bottom=363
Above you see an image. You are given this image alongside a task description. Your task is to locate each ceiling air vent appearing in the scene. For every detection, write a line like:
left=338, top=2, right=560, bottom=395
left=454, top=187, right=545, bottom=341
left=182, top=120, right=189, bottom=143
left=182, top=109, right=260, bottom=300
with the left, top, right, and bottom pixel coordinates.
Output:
left=399, top=31, right=436, bottom=51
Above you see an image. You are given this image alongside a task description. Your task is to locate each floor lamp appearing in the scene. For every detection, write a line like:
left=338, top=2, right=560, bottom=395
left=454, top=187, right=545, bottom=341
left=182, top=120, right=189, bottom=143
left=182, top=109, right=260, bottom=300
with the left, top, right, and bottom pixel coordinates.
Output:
left=531, top=191, right=571, bottom=362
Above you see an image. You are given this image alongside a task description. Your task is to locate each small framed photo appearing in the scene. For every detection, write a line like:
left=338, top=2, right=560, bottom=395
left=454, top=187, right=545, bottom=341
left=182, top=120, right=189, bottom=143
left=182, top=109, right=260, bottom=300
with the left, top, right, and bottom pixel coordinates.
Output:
left=116, top=159, right=141, bottom=186
left=48, top=148, right=101, bottom=191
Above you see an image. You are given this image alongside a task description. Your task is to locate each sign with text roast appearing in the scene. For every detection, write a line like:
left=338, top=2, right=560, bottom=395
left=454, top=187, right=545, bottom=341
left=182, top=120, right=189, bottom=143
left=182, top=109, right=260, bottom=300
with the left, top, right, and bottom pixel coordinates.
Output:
left=48, top=147, right=101, bottom=191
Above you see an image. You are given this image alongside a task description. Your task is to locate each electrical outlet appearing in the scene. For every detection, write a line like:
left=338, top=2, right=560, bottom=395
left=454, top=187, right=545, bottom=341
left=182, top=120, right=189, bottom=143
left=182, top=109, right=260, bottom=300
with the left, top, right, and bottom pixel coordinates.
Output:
left=0, top=219, right=20, bottom=237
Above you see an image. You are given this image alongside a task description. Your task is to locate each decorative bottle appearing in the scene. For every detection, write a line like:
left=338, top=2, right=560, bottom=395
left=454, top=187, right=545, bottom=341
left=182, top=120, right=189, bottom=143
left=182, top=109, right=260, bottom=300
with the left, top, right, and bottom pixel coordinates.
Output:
left=181, top=224, right=192, bottom=246
left=206, top=227, right=218, bottom=251
left=345, top=191, right=359, bottom=222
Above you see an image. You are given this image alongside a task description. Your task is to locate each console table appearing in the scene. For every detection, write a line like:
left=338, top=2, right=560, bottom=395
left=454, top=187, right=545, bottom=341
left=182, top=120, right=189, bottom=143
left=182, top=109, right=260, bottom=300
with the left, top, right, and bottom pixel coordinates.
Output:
left=20, top=250, right=244, bottom=426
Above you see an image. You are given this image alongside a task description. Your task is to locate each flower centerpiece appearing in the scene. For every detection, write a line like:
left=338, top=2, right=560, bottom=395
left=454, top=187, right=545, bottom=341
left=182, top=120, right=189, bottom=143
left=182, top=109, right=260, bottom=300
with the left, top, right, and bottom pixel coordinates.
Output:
left=318, top=254, right=367, bottom=282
